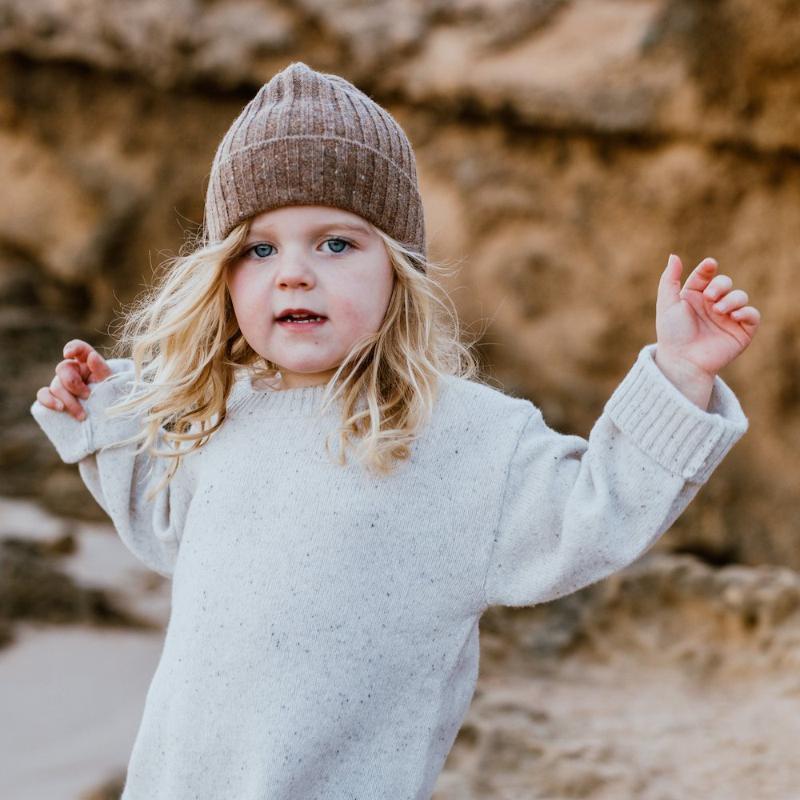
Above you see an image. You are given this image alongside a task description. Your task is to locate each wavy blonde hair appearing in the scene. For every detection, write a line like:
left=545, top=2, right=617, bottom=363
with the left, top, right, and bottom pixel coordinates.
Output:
left=103, top=215, right=484, bottom=501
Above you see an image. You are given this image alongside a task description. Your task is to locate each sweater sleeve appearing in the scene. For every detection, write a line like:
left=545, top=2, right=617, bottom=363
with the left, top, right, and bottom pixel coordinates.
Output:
left=483, top=343, right=749, bottom=609
left=29, top=359, right=195, bottom=578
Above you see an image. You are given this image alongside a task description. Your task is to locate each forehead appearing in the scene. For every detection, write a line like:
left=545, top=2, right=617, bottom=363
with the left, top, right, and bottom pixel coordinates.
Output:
left=247, top=205, right=373, bottom=236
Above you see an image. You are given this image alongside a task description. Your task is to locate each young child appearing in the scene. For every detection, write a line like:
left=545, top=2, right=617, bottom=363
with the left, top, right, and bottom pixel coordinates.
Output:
left=30, top=62, right=758, bottom=799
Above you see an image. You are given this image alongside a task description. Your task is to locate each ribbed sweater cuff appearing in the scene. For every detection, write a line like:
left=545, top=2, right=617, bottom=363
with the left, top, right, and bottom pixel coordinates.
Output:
left=29, top=358, right=138, bottom=464
left=605, top=344, right=749, bottom=484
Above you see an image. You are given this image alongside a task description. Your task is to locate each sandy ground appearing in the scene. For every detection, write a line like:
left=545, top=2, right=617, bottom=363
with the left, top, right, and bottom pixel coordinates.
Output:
left=0, top=497, right=171, bottom=800
left=0, top=625, right=165, bottom=800
left=4, top=496, right=800, bottom=800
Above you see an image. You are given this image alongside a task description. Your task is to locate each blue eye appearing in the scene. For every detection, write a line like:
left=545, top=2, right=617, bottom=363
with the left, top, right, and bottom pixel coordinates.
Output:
left=248, top=243, right=274, bottom=258
left=243, top=238, right=352, bottom=260
left=323, top=238, right=351, bottom=254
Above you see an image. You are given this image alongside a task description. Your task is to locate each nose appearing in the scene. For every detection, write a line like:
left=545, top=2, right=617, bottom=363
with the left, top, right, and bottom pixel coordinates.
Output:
left=274, top=251, right=316, bottom=290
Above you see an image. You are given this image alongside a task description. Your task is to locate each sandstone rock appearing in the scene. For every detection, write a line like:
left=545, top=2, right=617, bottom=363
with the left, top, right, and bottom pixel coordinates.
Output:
left=2, top=0, right=797, bottom=566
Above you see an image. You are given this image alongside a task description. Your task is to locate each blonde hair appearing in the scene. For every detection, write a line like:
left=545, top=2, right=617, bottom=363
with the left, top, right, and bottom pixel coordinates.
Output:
left=103, top=217, right=483, bottom=501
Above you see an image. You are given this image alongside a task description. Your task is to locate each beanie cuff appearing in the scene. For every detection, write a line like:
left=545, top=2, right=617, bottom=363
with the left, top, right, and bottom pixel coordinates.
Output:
left=206, top=135, right=426, bottom=265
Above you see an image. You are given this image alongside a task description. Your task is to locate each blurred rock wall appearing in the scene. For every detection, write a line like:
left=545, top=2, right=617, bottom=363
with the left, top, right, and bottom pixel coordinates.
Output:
left=2, top=0, right=798, bottom=566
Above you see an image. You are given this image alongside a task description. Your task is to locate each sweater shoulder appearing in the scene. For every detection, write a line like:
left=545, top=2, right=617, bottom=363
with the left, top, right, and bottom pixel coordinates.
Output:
left=435, top=373, right=537, bottom=427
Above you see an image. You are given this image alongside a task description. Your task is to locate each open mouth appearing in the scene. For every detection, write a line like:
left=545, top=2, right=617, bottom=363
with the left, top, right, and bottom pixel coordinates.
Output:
left=276, top=311, right=327, bottom=329
left=277, top=314, right=326, bottom=323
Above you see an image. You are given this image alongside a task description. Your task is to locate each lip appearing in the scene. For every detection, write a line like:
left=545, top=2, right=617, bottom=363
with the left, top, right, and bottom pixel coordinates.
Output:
left=275, top=307, right=328, bottom=331
left=275, top=307, right=326, bottom=320
left=276, top=318, right=327, bottom=330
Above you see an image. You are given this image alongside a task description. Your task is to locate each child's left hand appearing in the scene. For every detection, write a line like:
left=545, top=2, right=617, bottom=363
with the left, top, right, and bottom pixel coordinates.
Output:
left=654, top=254, right=760, bottom=408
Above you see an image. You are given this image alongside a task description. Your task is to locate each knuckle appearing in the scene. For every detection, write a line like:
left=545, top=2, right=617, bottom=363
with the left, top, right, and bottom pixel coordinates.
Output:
left=55, top=364, right=86, bottom=394
left=50, top=375, right=70, bottom=392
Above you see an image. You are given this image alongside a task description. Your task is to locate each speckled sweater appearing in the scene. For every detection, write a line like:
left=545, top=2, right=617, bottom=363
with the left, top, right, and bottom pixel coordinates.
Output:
left=30, top=343, right=748, bottom=800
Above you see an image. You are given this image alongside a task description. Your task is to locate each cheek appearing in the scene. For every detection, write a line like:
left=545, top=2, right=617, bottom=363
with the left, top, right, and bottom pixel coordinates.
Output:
left=346, top=261, right=394, bottom=332
left=336, top=285, right=392, bottom=335
left=226, top=270, right=242, bottom=309
left=227, top=269, right=265, bottom=328
left=369, top=268, right=395, bottom=328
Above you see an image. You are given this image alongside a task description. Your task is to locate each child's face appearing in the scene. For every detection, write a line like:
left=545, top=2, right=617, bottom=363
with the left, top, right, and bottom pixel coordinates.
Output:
left=226, top=205, right=395, bottom=389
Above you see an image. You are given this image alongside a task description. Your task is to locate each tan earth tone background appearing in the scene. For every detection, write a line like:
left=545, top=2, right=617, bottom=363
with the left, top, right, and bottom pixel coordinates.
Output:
left=1, top=1, right=799, bottom=798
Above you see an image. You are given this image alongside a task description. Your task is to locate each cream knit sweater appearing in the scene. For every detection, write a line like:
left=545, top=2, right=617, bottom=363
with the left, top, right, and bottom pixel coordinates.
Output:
left=30, top=344, right=748, bottom=799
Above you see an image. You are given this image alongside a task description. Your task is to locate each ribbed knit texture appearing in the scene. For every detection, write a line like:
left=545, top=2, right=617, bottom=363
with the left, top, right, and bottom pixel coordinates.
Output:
left=203, top=61, right=427, bottom=269
left=29, top=344, right=747, bottom=799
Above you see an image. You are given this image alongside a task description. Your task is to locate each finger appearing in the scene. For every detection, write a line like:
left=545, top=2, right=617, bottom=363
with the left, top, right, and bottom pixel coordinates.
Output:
left=657, top=254, right=683, bottom=314
left=55, top=360, right=92, bottom=400
left=730, top=305, right=761, bottom=331
left=711, top=288, right=748, bottom=314
left=49, top=375, right=87, bottom=420
left=86, top=349, right=114, bottom=383
left=703, top=274, right=734, bottom=302
left=62, top=339, right=95, bottom=363
left=36, top=386, right=65, bottom=412
left=680, top=258, right=719, bottom=294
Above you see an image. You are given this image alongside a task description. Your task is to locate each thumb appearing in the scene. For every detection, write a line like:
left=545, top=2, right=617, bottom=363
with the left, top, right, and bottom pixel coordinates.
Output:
left=86, top=350, right=114, bottom=384
left=656, top=253, right=683, bottom=316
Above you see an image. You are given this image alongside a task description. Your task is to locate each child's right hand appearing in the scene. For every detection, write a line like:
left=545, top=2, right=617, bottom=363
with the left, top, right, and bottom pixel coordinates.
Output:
left=36, top=339, right=114, bottom=421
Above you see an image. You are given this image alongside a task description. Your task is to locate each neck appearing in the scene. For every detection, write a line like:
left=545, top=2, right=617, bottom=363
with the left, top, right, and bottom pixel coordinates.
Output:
left=273, top=369, right=338, bottom=391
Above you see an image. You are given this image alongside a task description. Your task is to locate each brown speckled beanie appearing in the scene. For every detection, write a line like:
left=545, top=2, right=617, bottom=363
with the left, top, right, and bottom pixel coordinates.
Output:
left=203, top=61, right=427, bottom=270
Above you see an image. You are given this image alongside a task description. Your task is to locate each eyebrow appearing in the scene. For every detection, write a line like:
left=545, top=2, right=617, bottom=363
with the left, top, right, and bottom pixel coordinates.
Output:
left=247, top=221, right=372, bottom=238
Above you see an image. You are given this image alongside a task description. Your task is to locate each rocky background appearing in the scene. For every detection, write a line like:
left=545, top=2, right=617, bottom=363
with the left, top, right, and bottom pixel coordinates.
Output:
left=1, top=0, right=799, bottom=798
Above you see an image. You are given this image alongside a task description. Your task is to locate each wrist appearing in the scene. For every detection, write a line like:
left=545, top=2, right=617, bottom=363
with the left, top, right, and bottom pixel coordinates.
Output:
left=654, top=347, right=714, bottom=411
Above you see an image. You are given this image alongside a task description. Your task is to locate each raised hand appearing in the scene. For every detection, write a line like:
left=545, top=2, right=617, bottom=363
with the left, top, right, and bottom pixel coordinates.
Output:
left=654, top=254, right=760, bottom=409
left=36, top=339, right=114, bottom=421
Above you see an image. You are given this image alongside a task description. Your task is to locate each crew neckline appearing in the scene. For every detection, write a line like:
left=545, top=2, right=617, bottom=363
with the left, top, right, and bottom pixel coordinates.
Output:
left=227, top=371, right=346, bottom=417
left=247, top=374, right=330, bottom=394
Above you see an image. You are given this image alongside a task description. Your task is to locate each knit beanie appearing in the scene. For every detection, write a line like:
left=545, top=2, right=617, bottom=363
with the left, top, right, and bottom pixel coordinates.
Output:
left=203, top=61, right=427, bottom=270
